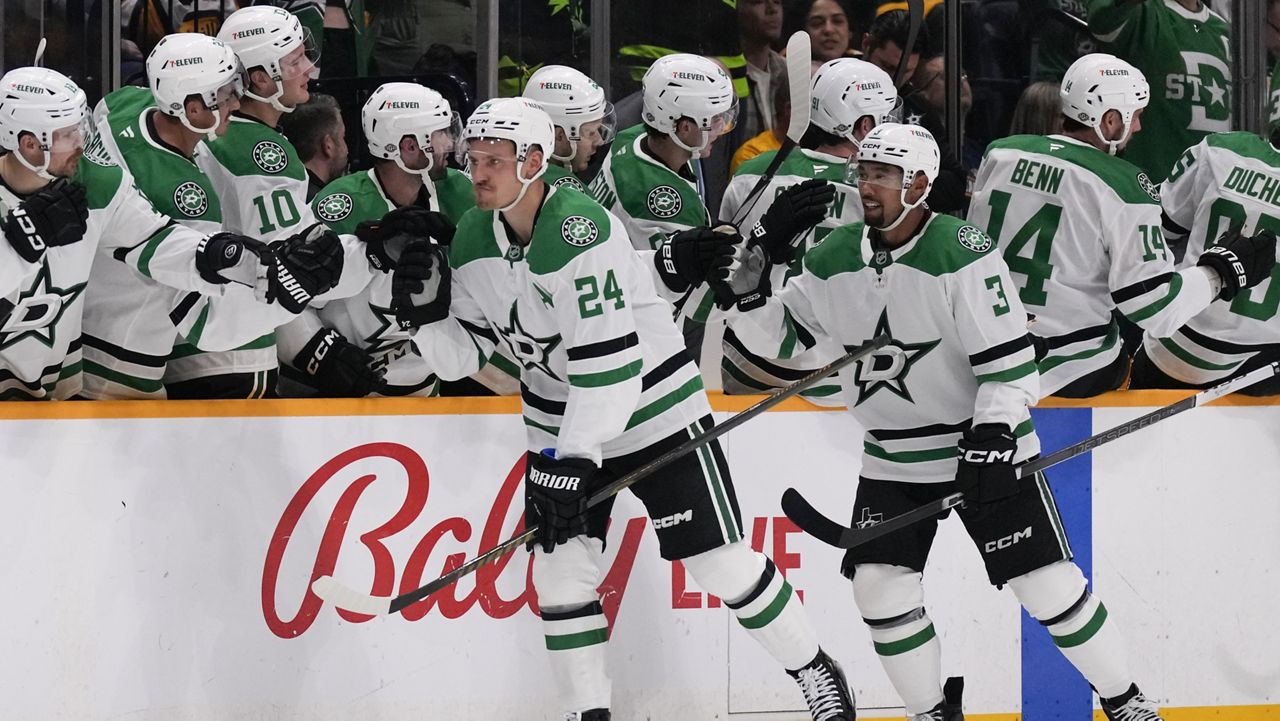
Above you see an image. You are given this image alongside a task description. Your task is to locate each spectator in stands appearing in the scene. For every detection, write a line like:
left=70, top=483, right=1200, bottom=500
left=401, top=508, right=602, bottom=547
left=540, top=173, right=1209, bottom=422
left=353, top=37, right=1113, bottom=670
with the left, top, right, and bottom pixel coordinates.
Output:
left=786, top=0, right=856, bottom=63
left=279, top=93, right=349, bottom=201
left=739, top=0, right=788, bottom=144
left=909, top=54, right=981, bottom=174
left=732, top=69, right=791, bottom=173
left=1087, top=0, right=1230, bottom=182
left=1008, top=81, right=1064, bottom=136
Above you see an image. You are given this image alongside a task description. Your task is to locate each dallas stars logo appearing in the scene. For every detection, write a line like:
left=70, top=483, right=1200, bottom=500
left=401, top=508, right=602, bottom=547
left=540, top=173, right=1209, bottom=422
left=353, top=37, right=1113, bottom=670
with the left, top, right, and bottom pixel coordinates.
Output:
left=0, top=262, right=86, bottom=349
left=851, top=309, right=939, bottom=406
left=855, top=508, right=883, bottom=529
left=498, top=302, right=561, bottom=378
left=561, top=215, right=599, bottom=247
left=317, top=193, right=353, bottom=223
left=363, top=302, right=414, bottom=354
left=173, top=181, right=208, bottom=217
left=552, top=174, right=585, bottom=191
left=646, top=185, right=682, bottom=219
left=253, top=140, right=289, bottom=173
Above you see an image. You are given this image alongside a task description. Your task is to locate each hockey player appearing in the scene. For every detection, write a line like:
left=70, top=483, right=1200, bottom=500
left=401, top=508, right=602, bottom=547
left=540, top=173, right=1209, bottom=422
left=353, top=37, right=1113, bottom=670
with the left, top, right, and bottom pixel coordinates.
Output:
left=1128, top=119, right=1280, bottom=396
left=716, top=123, right=1166, bottom=721
left=391, top=97, right=857, bottom=721
left=300, top=82, right=518, bottom=396
left=967, top=54, right=1273, bottom=398
left=521, top=65, right=617, bottom=192
left=718, top=57, right=898, bottom=403
left=91, top=34, right=344, bottom=399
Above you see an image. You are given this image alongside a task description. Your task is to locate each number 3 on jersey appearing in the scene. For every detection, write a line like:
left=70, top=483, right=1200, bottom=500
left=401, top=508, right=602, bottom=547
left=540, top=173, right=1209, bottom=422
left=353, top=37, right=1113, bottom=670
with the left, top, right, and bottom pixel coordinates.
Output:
left=576, top=270, right=625, bottom=318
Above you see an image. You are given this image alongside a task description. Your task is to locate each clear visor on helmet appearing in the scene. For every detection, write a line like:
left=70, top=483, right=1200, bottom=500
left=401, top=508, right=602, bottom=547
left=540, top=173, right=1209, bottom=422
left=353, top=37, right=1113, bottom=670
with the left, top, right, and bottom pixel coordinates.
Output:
left=212, top=73, right=245, bottom=109
left=460, top=137, right=522, bottom=171
left=279, top=30, right=320, bottom=81
left=845, top=159, right=905, bottom=190
left=577, top=102, right=617, bottom=145
left=706, top=98, right=739, bottom=138
left=425, top=112, right=463, bottom=168
left=880, top=98, right=905, bottom=125
left=49, top=108, right=93, bottom=153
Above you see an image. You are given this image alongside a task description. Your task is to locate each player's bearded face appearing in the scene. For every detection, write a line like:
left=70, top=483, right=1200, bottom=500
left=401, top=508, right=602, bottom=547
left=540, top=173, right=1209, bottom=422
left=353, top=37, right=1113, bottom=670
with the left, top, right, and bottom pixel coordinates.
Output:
left=466, top=139, right=523, bottom=210
left=853, top=161, right=905, bottom=228
left=40, top=117, right=90, bottom=177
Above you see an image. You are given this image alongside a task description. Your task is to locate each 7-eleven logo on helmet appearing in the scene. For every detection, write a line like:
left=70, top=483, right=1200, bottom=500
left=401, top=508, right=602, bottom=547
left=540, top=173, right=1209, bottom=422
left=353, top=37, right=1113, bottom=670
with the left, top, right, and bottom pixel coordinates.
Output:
left=380, top=100, right=420, bottom=110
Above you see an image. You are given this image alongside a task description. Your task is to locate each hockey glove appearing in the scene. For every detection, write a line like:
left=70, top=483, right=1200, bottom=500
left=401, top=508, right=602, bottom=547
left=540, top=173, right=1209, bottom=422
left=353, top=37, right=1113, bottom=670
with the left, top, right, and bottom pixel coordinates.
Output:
left=293, top=327, right=386, bottom=397
left=3, top=178, right=89, bottom=263
left=1197, top=227, right=1278, bottom=301
left=709, top=233, right=771, bottom=311
left=195, top=232, right=257, bottom=285
left=390, top=239, right=451, bottom=329
left=956, top=424, right=1020, bottom=504
left=258, top=224, right=345, bottom=313
left=751, top=178, right=835, bottom=264
left=525, top=451, right=596, bottom=553
left=358, top=206, right=456, bottom=272
left=654, top=226, right=738, bottom=293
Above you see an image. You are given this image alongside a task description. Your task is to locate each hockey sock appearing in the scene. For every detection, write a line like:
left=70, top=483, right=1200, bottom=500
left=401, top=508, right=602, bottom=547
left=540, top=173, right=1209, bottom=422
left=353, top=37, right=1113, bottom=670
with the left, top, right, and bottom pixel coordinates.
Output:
left=533, top=538, right=611, bottom=713
left=853, top=563, right=942, bottom=714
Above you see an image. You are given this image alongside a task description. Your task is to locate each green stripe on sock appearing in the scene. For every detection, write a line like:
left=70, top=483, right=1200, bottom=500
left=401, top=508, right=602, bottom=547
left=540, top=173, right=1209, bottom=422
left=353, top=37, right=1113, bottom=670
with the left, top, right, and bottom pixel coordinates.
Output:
left=738, top=580, right=792, bottom=630
left=1052, top=603, right=1108, bottom=648
left=545, top=627, right=609, bottom=651
left=873, top=622, right=937, bottom=656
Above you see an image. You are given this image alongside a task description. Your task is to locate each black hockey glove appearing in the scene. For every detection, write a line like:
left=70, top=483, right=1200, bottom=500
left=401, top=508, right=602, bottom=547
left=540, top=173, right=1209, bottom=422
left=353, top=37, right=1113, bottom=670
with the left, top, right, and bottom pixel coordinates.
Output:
left=709, top=233, right=771, bottom=311
left=751, top=178, right=835, bottom=264
left=260, top=224, right=345, bottom=313
left=293, top=327, right=386, bottom=397
left=654, top=226, right=738, bottom=293
left=358, top=206, right=456, bottom=272
left=390, top=239, right=451, bottom=329
left=525, top=452, right=596, bottom=553
left=3, top=178, right=89, bottom=263
left=195, top=231, right=255, bottom=285
left=1197, top=227, right=1278, bottom=301
left=956, top=424, right=1020, bottom=505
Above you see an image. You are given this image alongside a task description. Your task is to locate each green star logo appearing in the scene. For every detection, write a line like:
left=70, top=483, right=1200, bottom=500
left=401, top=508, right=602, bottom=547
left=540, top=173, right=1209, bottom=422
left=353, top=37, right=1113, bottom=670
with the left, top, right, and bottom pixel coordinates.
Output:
left=498, top=302, right=562, bottom=379
left=646, top=185, right=682, bottom=219
left=317, top=193, right=353, bottom=223
left=0, top=262, right=86, bottom=349
left=173, top=181, right=208, bottom=217
left=253, top=140, right=289, bottom=173
left=561, top=215, right=599, bottom=247
left=851, top=309, right=940, bottom=406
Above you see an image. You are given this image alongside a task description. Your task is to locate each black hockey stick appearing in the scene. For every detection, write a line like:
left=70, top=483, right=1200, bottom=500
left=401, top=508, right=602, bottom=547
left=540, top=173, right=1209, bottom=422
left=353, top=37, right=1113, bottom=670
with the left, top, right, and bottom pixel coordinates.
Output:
left=311, top=334, right=890, bottom=616
left=727, top=30, right=813, bottom=227
left=782, top=361, right=1280, bottom=550
left=895, top=0, right=925, bottom=89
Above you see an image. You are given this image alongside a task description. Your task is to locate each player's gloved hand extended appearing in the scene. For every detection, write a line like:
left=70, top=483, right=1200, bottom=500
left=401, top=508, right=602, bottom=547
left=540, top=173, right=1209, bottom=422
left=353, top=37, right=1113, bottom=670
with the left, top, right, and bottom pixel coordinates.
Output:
left=293, top=327, right=385, bottom=397
left=256, top=224, right=345, bottom=313
left=654, top=226, right=738, bottom=293
left=358, top=206, right=456, bottom=272
left=709, top=232, right=771, bottom=311
left=4, top=178, right=90, bottom=263
left=752, top=178, right=835, bottom=264
left=525, top=450, right=595, bottom=553
left=1198, top=227, right=1278, bottom=301
left=956, top=424, right=1020, bottom=505
left=390, top=239, right=451, bottom=329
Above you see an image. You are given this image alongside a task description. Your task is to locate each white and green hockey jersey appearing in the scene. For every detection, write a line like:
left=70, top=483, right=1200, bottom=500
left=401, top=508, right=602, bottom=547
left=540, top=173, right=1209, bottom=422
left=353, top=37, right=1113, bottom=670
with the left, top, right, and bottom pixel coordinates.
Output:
left=307, top=167, right=519, bottom=395
left=86, top=86, right=296, bottom=398
left=969, top=133, right=1218, bottom=397
left=1142, top=132, right=1280, bottom=384
left=716, top=147, right=860, bottom=405
left=543, top=163, right=588, bottom=193
left=727, top=213, right=1042, bottom=483
left=410, top=185, right=708, bottom=463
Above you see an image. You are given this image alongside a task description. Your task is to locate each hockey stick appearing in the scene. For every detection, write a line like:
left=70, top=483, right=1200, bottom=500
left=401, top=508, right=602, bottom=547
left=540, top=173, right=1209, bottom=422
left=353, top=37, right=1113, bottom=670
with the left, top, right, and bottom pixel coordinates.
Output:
left=895, top=0, right=925, bottom=89
left=311, top=333, right=891, bottom=616
left=727, top=30, right=813, bottom=227
left=781, top=361, right=1280, bottom=550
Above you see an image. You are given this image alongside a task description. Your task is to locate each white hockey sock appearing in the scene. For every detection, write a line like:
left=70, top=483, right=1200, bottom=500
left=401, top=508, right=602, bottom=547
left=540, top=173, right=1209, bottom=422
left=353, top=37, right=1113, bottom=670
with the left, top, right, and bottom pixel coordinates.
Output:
left=541, top=600, right=611, bottom=712
left=723, top=558, right=821, bottom=671
left=865, top=608, right=943, bottom=714
left=1041, top=591, right=1131, bottom=699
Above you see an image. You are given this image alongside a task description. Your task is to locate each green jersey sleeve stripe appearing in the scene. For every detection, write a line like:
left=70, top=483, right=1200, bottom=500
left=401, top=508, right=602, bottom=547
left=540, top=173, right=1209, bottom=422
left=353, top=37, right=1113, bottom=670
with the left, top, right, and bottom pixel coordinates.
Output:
left=625, top=376, right=704, bottom=430
left=568, top=359, right=643, bottom=388
left=182, top=305, right=211, bottom=347
left=83, top=360, right=164, bottom=393
left=1156, top=337, right=1240, bottom=371
left=135, top=225, right=177, bottom=278
left=975, top=360, right=1038, bottom=384
left=1121, top=272, right=1185, bottom=324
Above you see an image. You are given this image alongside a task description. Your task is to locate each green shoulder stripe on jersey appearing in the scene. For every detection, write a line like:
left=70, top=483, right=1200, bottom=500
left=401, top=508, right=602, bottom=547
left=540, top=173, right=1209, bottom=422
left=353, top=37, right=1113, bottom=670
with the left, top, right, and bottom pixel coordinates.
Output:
left=896, top=214, right=996, bottom=276
left=986, top=134, right=1160, bottom=206
left=1205, top=131, right=1280, bottom=167
left=450, top=207, right=504, bottom=270
left=312, top=170, right=392, bottom=235
left=527, top=187, right=615, bottom=275
left=805, top=224, right=868, bottom=280
left=76, top=152, right=124, bottom=211
left=205, top=117, right=307, bottom=181
left=101, top=86, right=154, bottom=132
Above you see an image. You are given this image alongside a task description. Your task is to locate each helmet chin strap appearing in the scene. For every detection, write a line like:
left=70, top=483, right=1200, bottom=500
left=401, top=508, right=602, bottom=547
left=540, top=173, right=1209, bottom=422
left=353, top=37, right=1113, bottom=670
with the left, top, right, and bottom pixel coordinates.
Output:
left=13, top=147, right=55, bottom=180
left=551, top=137, right=579, bottom=164
left=245, top=77, right=294, bottom=114
left=179, top=110, right=222, bottom=143
left=498, top=161, right=548, bottom=214
left=873, top=185, right=927, bottom=233
left=1094, top=117, right=1132, bottom=157
left=670, top=127, right=711, bottom=160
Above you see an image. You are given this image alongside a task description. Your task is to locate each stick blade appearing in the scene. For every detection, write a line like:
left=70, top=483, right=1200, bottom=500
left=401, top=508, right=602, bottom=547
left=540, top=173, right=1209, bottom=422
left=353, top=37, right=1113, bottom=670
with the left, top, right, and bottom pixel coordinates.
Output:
left=781, top=488, right=851, bottom=548
left=311, top=575, right=393, bottom=617
left=783, top=31, right=812, bottom=144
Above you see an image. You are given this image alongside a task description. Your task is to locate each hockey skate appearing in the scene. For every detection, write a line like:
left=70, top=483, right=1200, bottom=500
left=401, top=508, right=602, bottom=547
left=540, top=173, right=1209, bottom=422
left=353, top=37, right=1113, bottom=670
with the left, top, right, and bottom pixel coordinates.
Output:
left=910, top=676, right=964, bottom=720
left=1101, top=685, right=1164, bottom=721
left=787, top=649, right=856, bottom=720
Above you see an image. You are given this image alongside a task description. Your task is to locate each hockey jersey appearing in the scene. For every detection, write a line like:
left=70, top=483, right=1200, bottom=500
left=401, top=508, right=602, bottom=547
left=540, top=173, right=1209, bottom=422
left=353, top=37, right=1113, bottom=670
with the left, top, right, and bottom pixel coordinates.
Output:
left=727, top=213, right=1042, bottom=483
left=410, top=185, right=708, bottom=463
left=543, top=163, right=588, bottom=193
left=308, top=167, right=519, bottom=395
left=969, top=133, right=1217, bottom=396
left=716, top=147, right=860, bottom=405
left=1143, top=132, right=1280, bottom=384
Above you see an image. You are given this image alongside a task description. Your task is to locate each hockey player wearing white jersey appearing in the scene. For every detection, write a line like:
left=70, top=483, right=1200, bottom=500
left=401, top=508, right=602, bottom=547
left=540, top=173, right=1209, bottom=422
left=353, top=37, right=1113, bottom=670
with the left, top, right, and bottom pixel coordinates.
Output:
left=522, top=65, right=617, bottom=192
left=391, top=97, right=856, bottom=721
left=90, top=35, right=344, bottom=399
left=969, top=54, right=1273, bottom=398
left=719, top=58, right=897, bottom=403
left=1128, top=121, right=1280, bottom=396
left=717, top=123, right=1165, bottom=721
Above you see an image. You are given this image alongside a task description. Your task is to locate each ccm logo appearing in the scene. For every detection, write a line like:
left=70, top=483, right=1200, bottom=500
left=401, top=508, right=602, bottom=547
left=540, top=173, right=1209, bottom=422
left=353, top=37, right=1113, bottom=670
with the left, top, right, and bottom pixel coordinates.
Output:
left=652, top=510, right=693, bottom=530
left=961, top=448, right=1014, bottom=464
left=529, top=469, right=580, bottom=491
left=985, top=526, right=1032, bottom=553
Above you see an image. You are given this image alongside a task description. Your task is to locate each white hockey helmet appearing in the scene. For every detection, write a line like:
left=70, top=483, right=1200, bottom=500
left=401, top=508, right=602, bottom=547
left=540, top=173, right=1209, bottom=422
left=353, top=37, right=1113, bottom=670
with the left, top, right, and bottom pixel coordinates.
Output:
left=847, top=122, right=940, bottom=230
left=363, top=82, right=461, bottom=179
left=1060, top=53, right=1149, bottom=156
left=463, top=97, right=556, bottom=212
left=522, top=65, right=617, bottom=163
left=147, top=33, right=244, bottom=141
left=218, top=5, right=317, bottom=113
left=641, top=53, right=738, bottom=159
left=0, top=67, right=91, bottom=178
left=810, top=58, right=900, bottom=146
